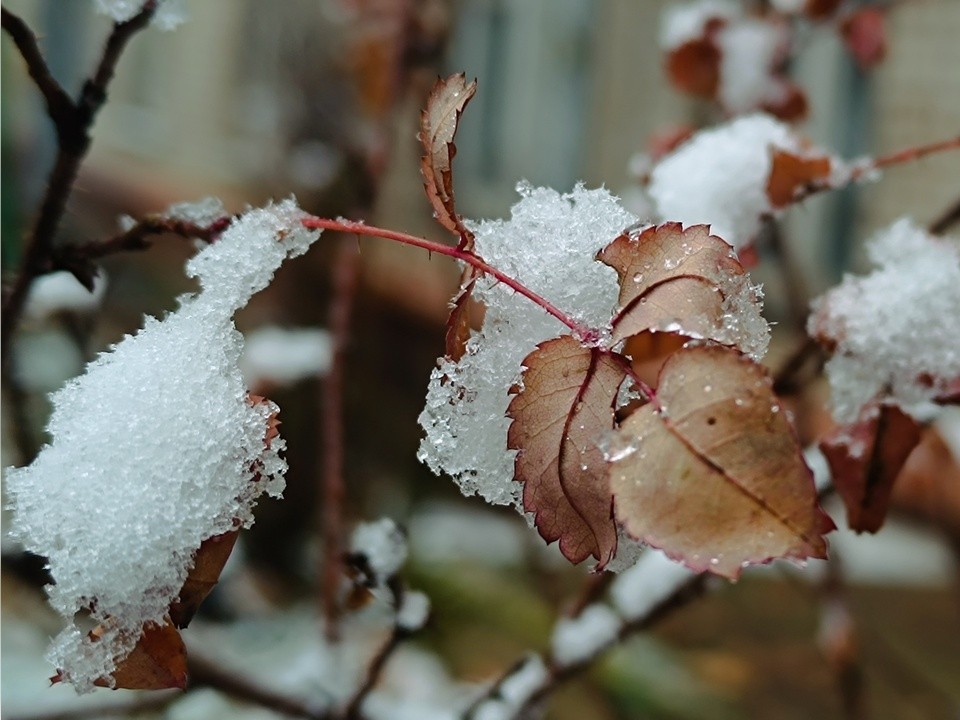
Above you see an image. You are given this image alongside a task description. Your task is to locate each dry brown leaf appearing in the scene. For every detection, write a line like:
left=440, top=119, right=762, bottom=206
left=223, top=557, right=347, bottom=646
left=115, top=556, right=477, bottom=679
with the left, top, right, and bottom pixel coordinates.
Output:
left=621, top=331, right=689, bottom=392
left=610, top=344, right=834, bottom=578
left=508, top=336, right=629, bottom=567
left=597, top=223, right=748, bottom=345
left=666, top=38, right=722, bottom=97
left=169, top=530, right=239, bottom=628
left=805, top=0, right=843, bottom=20
left=419, top=73, right=477, bottom=244
left=760, top=81, right=809, bottom=122
left=766, top=148, right=833, bottom=208
left=820, top=404, right=922, bottom=533
left=890, top=427, right=960, bottom=539
left=444, top=267, right=480, bottom=361
left=93, top=620, right=187, bottom=690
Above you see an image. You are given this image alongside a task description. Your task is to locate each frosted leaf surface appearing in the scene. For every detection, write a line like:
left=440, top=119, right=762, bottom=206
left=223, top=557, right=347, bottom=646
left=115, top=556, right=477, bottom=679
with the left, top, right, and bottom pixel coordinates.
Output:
left=240, top=326, right=332, bottom=387
left=660, top=0, right=740, bottom=49
left=4, top=199, right=319, bottom=691
left=24, top=271, right=107, bottom=321
left=649, top=115, right=813, bottom=250
left=810, top=219, right=960, bottom=423
left=551, top=605, right=622, bottom=667
left=610, top=549, right=698, bottom=621
left=95, top=0, right=187, bottom=30
left=162, top=196, right=227, bottom=226
left=418, top=184, right=633, bottom=509
left=350, top=518, right=408, bottom=583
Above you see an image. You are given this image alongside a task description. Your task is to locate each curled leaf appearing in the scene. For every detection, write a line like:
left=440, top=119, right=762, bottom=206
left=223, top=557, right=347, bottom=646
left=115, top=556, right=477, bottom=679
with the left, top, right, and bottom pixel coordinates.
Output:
left=820, top=404, right=921, bottom=533
left=610, top=344, right=833, bottom=578
left=508, top=336, right=629, bottom=567
left=419, top=73, right=477, bottom=244
left=169, top=530, right=239, bottom=628
left=766, top=148, right=833, bottom=208
left=444, top=267, right=480, bottom=362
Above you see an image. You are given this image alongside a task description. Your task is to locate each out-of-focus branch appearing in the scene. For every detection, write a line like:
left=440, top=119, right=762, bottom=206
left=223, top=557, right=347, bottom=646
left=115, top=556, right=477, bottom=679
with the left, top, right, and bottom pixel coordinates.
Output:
left=773, top=336, right=825, bottom=396
left=3, top=691, right=180, bottom=720
left=818, top=555, right=868, bottom=720
left=1, top=1, right=156, bottom=363
left=928, top=196, right=960, bottom=236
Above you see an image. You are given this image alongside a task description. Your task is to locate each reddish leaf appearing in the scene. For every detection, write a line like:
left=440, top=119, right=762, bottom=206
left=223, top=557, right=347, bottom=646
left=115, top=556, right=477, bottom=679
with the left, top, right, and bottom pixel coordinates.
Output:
left=419, top=73, right=477, bottom=244
left=508, top=336, right=629, bottom=567
left=610, top=344, right=834, bottom=578
left=766, top=148, right=833, bottom=208
left=597, top=223, right=750, bottom=345
left=805, top=0, right=843, bottom=20
left=820, top=404, right=922, bottom=533
left=891, top=427, right=960, bottom=539
left=169, top=530, right=239, bottom=628
left=841, top=8, right=887, bottom=70
left=760, top=80, right=809, bottom=122
left=666, top=38, right=721, bottom=97
left=621, top=331, right=688, bottom=391
left=94, top=620, right=187, bottom=690
left=444, top=268, right=480, bottom=361
left=935, top=376, right=960, bottom=405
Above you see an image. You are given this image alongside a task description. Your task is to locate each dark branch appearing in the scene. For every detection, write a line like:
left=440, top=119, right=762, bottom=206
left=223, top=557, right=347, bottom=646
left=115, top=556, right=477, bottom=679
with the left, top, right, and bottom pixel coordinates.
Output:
left=928, top=196, right=960, bottom=236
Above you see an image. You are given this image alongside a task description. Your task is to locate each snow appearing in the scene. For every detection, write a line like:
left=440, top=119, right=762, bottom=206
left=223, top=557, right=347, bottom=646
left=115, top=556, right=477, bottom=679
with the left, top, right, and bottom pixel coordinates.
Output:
left=240, top=326, right=332, bottom=387
left=418, top=183, right=634, bottom=510
left=350, top=518, right=408, bottom=583
left=770, top=0, right=807, bottom=13
left=396, top=591, right=431, bottom=632
left=610, top=549, right=698, bottom=621
left=551, top=604, right=622, bottom=667
left=717, top=19, right=786, bottom=115
left=3, top=198, right=319, bottom=691
left=162, top=196, right=228, bottom=226
left=95, top=0, right=187, bottom=31
left=498, top=653, right=548, bottom=705
left=23, top=270, right=106, bottom=321
left=810, top=219, right=960, bottom=423
left=648, top=114, right=807, bottom=250
left=660, top=0, right=740, bottom=49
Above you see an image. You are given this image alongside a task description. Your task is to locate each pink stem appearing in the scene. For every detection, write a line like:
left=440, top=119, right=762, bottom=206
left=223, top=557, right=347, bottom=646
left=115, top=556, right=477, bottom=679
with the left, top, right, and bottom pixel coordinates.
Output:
left=302, top=217, right=599, bottom=343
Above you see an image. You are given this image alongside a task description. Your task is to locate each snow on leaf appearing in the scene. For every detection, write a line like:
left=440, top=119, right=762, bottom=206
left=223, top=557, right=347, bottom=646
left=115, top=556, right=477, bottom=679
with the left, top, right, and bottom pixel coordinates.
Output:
left=610, top=344, right=834, bottom=579
left=597, top=223, right=766, bottom=360
left=419, top=73, right=477, bottom=245
left=92, top=620, right=187, bottom=691
left=507, top=336, right=629, bottom=567
left=820, top=404, right=921, bottom=534
left=766, top=148, right=833, bottom=208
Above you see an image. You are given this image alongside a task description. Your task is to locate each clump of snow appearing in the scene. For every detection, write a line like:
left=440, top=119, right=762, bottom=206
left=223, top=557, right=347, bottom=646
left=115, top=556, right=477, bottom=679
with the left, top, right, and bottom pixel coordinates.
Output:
left=162, top=196, right=227, bottom=226
left=4, top=198, right=319, bottom=691
left=240, top=326, right=332, bottom=387
left=498, top=653, right=548, bottom=706
left=23, top=271, right=107, bottom=321
left=610, top=549, right=697, bottom=621
left=95, top=0, right=187, bottom=31
left=418, top=183, right=634, bottom=509
left=810, top=219, right=960, bottom=423
left=649, top=114, right=812, bottom=250
left=717, top=18, right=788, bottom=115
left=660, top=0, right=740, bottom=49
left=350, top=518, right=408, bottom=584
left=396, top=591, right=431, bottom=632
left=551, top=604, right=622, bottom=667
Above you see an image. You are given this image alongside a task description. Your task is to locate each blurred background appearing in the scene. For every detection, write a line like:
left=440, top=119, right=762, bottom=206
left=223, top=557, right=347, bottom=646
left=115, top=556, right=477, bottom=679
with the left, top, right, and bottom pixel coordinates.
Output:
left=2, top=1, right=959, bottom=718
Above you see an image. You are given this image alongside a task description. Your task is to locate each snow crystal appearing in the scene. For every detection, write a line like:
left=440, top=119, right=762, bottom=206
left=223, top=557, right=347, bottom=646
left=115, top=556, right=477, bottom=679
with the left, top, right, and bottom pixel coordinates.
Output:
left=4, top=198, right=319, bottom=691
left=498, top=653, right=548, bottom=706
left=95, top=0, right=186, bottom=31
left=240, top=326, right=332, bottom=387
left=660, top=0, right=740, bottom=49
left=811, top=219, right=960, bottom=423
left=610, top=549, right=697, bottom=621
left=396, top=591, right=431, bottom=632
left=649, top=114, right=806, bottom=250
left=551, top=605, right=622, bottom=667
left=23, top=271, right=106, bottom=321
left=717, top=19, right=786, bottom=115
left=350, top=518, right=408, bottom=583
left=418, top=183, right=634, bottom=509
left=162, top=196, right=228, bottom=226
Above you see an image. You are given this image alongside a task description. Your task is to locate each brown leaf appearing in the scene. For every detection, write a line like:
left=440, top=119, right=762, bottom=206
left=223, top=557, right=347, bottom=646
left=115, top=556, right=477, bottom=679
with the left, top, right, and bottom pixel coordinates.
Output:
left=841, top=8, right=887, bottom=70
left=622, top=331, right=688, bottom=392
left=169, top=530, right=239, bottom=628
left=419, top=73, right=477, bottom=244
left=444, top=268, right=480, bottom=361
left=94, top=620, right=187, bottom=690
left=597, top=223, right=749, bottom=345
left=508, top=336, right=629, bottom=567
left=890, top=427, right=960, bottom=539
left=766, top=148, right=833, bottom=208
left=805, top=0, right=843, bottom=20
left=820, top=404, right=922, bottom=533
left=666, top=38, right=721, bottom=97
left=760, top=81, right=809, bottom=122
left=610, top=344, right=834, bottom=578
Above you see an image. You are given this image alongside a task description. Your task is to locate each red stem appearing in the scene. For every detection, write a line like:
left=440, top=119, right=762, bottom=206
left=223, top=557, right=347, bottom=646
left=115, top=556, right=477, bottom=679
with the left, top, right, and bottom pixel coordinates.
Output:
left=870, top=135, right=960, bottom=172
left=301, top=217, right=598, bottom=344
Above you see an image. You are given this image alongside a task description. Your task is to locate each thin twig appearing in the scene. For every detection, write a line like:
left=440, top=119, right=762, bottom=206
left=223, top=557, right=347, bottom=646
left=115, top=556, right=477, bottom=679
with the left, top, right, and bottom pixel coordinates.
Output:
left=1, top=1, right=156, bottom=363
left=818, top=555, right=868, bottom=720
left=928, top=196, right=960, bottom=236
left=320, top=235, right=362, bottom=640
